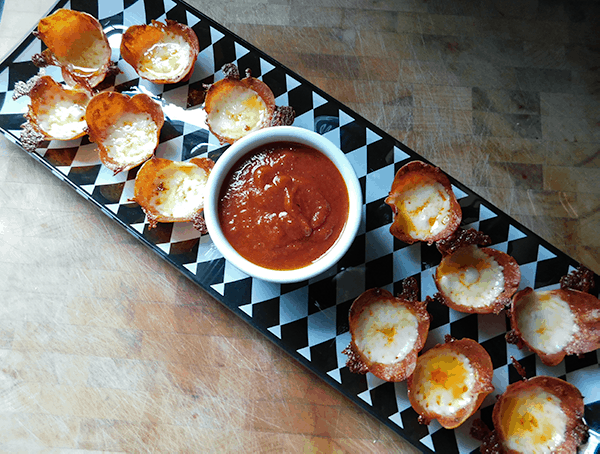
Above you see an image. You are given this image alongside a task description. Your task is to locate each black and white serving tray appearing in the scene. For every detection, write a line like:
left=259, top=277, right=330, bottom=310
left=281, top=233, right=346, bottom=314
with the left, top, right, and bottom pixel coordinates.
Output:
left=0, top=0, right=598, bottom=452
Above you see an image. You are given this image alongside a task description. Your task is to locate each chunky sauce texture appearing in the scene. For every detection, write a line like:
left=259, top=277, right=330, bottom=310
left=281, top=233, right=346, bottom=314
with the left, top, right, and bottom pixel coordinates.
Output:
left=218, top=142, right=349, bottom=270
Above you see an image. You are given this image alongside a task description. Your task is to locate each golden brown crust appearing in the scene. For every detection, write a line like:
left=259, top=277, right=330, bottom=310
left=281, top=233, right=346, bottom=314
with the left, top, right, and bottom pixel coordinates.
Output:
left=341, top=343, right=370, bottom=375
left=436, top=227, right=491, bottom=256
left=19, top=121, right=46, bottom=152
left=491, top=376, right=588, bottom=454
left=434, top=245, right=521, bottom=315
left=560, top=265, right=595, bottom=293
left=35, top=9, right=112, bottom=88
left=12, top=73, right=44, bottom=100
left=86, top=92, right=164, bottom=174
left=407, top=337, right=494, bottom=429
left=120, top=20, right=200, bottom=84
left=385, top=161, right=462, bottom=245
left=509, top=287, right=600, bottom=366
left=271, top=105, right=296, bottom=127
left=222, top=63, right=240, bottom=79
left=398, top=275, right=420, bottom=302
left=132, top=157, right=214, bottom=229
left=344, top=287, right=430, bottom=382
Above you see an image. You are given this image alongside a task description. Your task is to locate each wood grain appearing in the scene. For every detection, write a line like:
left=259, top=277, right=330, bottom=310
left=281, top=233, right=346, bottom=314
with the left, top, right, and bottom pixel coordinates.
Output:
left=0, top=0, right=598, bottom=452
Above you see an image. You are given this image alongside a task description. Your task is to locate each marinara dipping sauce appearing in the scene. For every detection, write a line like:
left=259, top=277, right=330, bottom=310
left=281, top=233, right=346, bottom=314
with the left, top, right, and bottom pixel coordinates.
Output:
left=218, top=141, right=350, bottom=270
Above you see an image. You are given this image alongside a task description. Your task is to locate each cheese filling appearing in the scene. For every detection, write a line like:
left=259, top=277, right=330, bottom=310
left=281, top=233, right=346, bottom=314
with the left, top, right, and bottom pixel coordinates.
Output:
left=61, top=32, right=110, bottom=75
left=413, top=351, right=476, bottom=417
left=354, top=300, right=419, bottom=365
left=139, top=33, right=191, bottom=80
left=515, top=290, right=578, bottom=355
left=207, top=86, right=269, bottom=140
left=149, top=165, right=209, bottom=218
left=499, top=389, right=567, bottom=454
left=437, top=245, right=505, bottom=308
left=103, top=113, right=158, bottom=165
left=38, top=98, right=87, bottom=139
left=393, top=179, right=451, bottom=239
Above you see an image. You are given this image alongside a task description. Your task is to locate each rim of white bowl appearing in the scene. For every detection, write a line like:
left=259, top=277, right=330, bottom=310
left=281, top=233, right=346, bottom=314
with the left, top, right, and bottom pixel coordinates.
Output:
left=204, top=126, right=363, bottom=284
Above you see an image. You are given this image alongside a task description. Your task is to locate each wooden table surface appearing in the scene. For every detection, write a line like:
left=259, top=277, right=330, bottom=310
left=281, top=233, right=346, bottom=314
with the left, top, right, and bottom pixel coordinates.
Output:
left=0, top=0, right=598, bottom=452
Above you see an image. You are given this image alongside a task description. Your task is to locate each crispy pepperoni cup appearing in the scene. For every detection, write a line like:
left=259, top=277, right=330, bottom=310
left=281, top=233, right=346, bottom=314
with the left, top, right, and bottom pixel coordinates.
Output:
left=17, top=75, right=91, bottom=151
left=86, top=92, right=164, bottom=174
left=120, top=20, right=200, bottom=84
left=435, top=245, right=520, bottom=314
left=385, top=161, right=462, bottom=245
left=344, top=287, right=430, bottom=382
left=132, top=157, right=214, bottom=231
left=407, top=337, right=494, bottom=429
left=34, top=9, right=112, bottom=88
left=204, top=69, right=276, bottom=144
left=487, top=376, right=588, bottom=454
left=508, top=287, right=600, bottom=366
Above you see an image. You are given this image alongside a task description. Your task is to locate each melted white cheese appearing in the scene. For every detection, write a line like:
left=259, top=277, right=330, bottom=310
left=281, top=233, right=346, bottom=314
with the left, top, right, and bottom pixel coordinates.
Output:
left=149, top=164, right=209, bottom=218
left=38, top=98, right=87, bottom=139
left=59, top=31, right=110, bottom=76
left=499, top=389, right=567, bottom=454
left=354, top=299, right=419, bottom=365
left=396, top=180, right=451, bottom=240
left=515, top=290, right=578, bottom=355
left=412, top=350, right=476, bottom=417
left=138, top=33, right=191, bottom=80
left=207, top=86, right=268, bottom=141
left=437, top=245, right=505, bottom=308
left=103, top=113, right=158, bottom=166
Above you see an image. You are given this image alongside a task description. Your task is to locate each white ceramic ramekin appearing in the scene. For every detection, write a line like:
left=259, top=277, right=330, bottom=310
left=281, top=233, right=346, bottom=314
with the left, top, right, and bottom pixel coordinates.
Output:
left=203, top=126, right=362, bottom=283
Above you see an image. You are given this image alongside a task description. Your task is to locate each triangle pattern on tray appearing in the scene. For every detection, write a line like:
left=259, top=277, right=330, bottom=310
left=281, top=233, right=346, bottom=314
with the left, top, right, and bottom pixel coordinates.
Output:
left=0, top=1, right=598, bottom=453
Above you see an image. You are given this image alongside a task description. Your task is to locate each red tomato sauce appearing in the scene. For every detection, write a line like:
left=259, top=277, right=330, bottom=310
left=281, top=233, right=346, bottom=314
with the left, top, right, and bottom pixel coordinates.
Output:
left=218, top=141, right=350, bottom=270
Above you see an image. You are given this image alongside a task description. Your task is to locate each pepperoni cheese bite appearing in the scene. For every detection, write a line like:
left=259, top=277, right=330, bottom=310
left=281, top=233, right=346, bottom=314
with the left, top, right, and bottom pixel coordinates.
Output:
left=86, top=92, right=164, bottom=174
left=204, top=64, right=294, bottom=144
left=488, top=376, right=588, bottom=454
left=343, top=286, right=430, bottom=382
left=407, top=337, right=494, bottom=429
left=120, top=20, right=200, bottom=84
left=34, top=9, right=113, bottom=88
left=435, top=244, right=520, bottom=314
left=508, top=287, right=600, bottom=366
left=204, top=65, right=275, bottom=144
left=385, top=161, right=461, bottom=245
left=133, top=157, right=214, bottom=231
left=13, top=75, right=91, bottom=151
